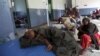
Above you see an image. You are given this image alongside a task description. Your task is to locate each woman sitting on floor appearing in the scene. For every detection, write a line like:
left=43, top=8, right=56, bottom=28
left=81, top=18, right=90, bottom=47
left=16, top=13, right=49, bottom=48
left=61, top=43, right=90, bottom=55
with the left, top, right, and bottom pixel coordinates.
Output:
left=78, top=18, right=100, bottom=54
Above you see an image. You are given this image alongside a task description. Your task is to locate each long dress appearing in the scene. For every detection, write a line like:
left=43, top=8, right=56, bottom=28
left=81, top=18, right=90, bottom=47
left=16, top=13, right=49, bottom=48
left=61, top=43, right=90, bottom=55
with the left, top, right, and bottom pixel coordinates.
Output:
left=78, top=23, right=100, bottom=50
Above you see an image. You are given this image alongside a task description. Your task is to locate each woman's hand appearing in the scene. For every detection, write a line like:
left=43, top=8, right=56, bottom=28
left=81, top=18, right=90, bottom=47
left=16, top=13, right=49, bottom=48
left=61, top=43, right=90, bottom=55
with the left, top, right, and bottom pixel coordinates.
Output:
left=47, top=44, right=53, bottom=51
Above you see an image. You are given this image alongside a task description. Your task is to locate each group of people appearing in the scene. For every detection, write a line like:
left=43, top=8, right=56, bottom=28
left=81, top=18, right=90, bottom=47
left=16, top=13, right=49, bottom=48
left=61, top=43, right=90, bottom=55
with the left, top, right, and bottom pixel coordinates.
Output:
left=19, top=18, right=100, bottom=56
left=57, top=7, right=100, bottom=55
left=59, top=12, right=100, bottom=53
left=19, top=7, right=100, bottom=56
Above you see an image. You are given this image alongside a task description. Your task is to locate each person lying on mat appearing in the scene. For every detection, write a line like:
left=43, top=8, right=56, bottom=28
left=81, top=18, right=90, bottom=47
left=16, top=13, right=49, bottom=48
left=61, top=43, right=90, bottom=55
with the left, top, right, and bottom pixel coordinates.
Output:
left=20, top=27, right=81, bottom=56
left=19, top=29, right=53, bottom=51
left=78, top=18, right=100, bottom=54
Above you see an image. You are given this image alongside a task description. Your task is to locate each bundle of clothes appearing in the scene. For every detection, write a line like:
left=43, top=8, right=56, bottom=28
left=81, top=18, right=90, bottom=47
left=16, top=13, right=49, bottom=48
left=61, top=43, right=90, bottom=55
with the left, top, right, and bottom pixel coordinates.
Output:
left=58, top=16, right=81, bottom=35
left=19, top=27, right=81, bottom=56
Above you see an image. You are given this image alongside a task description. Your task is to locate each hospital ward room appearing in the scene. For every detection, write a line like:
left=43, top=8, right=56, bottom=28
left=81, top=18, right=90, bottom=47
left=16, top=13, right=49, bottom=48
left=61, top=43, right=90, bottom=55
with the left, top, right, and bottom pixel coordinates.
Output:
left=0, top=0, right=100, bottom=56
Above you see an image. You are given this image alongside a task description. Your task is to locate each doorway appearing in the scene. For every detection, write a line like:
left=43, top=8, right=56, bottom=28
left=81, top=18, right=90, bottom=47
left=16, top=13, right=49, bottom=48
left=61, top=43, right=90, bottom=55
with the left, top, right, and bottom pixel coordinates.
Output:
left=48, top=0, right=54, bottom=20
left=11, top=0, right=30, bottom=29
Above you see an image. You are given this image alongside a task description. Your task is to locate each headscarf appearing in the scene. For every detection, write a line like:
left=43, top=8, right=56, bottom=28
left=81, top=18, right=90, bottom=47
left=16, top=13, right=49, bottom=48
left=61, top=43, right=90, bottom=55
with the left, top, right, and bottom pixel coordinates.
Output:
left=82, top=18, right=90, bottom=25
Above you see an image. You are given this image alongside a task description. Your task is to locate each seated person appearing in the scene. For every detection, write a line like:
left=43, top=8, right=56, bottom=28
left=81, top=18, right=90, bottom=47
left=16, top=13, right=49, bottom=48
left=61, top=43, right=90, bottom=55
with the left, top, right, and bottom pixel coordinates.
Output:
left=78, top=18, right=100, bottom=54
left=92, top=11, right=96, bottom=19
left=95, top=9, right=100, bottom=19
left=20, top=27, right=81, bottom=56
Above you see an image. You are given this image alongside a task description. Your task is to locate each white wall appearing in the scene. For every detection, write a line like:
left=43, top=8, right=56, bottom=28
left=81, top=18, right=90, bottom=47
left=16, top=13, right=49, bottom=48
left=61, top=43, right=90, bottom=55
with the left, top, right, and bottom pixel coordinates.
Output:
left=27, top=0, right=66, bottom=10
left=72, top=0, right=77, bottom=7
left=72, top=0, right=100, bottom=9
left=52, top=0, right=66, bottom=10
left=27, top=0, right=48, bottom=9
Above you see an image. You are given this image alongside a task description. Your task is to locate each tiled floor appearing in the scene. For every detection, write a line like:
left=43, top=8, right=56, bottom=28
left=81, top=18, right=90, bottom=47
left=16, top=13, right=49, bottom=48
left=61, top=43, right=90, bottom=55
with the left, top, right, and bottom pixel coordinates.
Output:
left=80, top=49, right=100, bottom=56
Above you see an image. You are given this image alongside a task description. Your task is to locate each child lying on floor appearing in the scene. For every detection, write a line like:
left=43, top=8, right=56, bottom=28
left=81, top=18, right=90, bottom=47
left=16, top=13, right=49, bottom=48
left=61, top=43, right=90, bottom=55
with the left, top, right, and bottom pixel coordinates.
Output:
left=19, top=27, right=81, bottom=56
